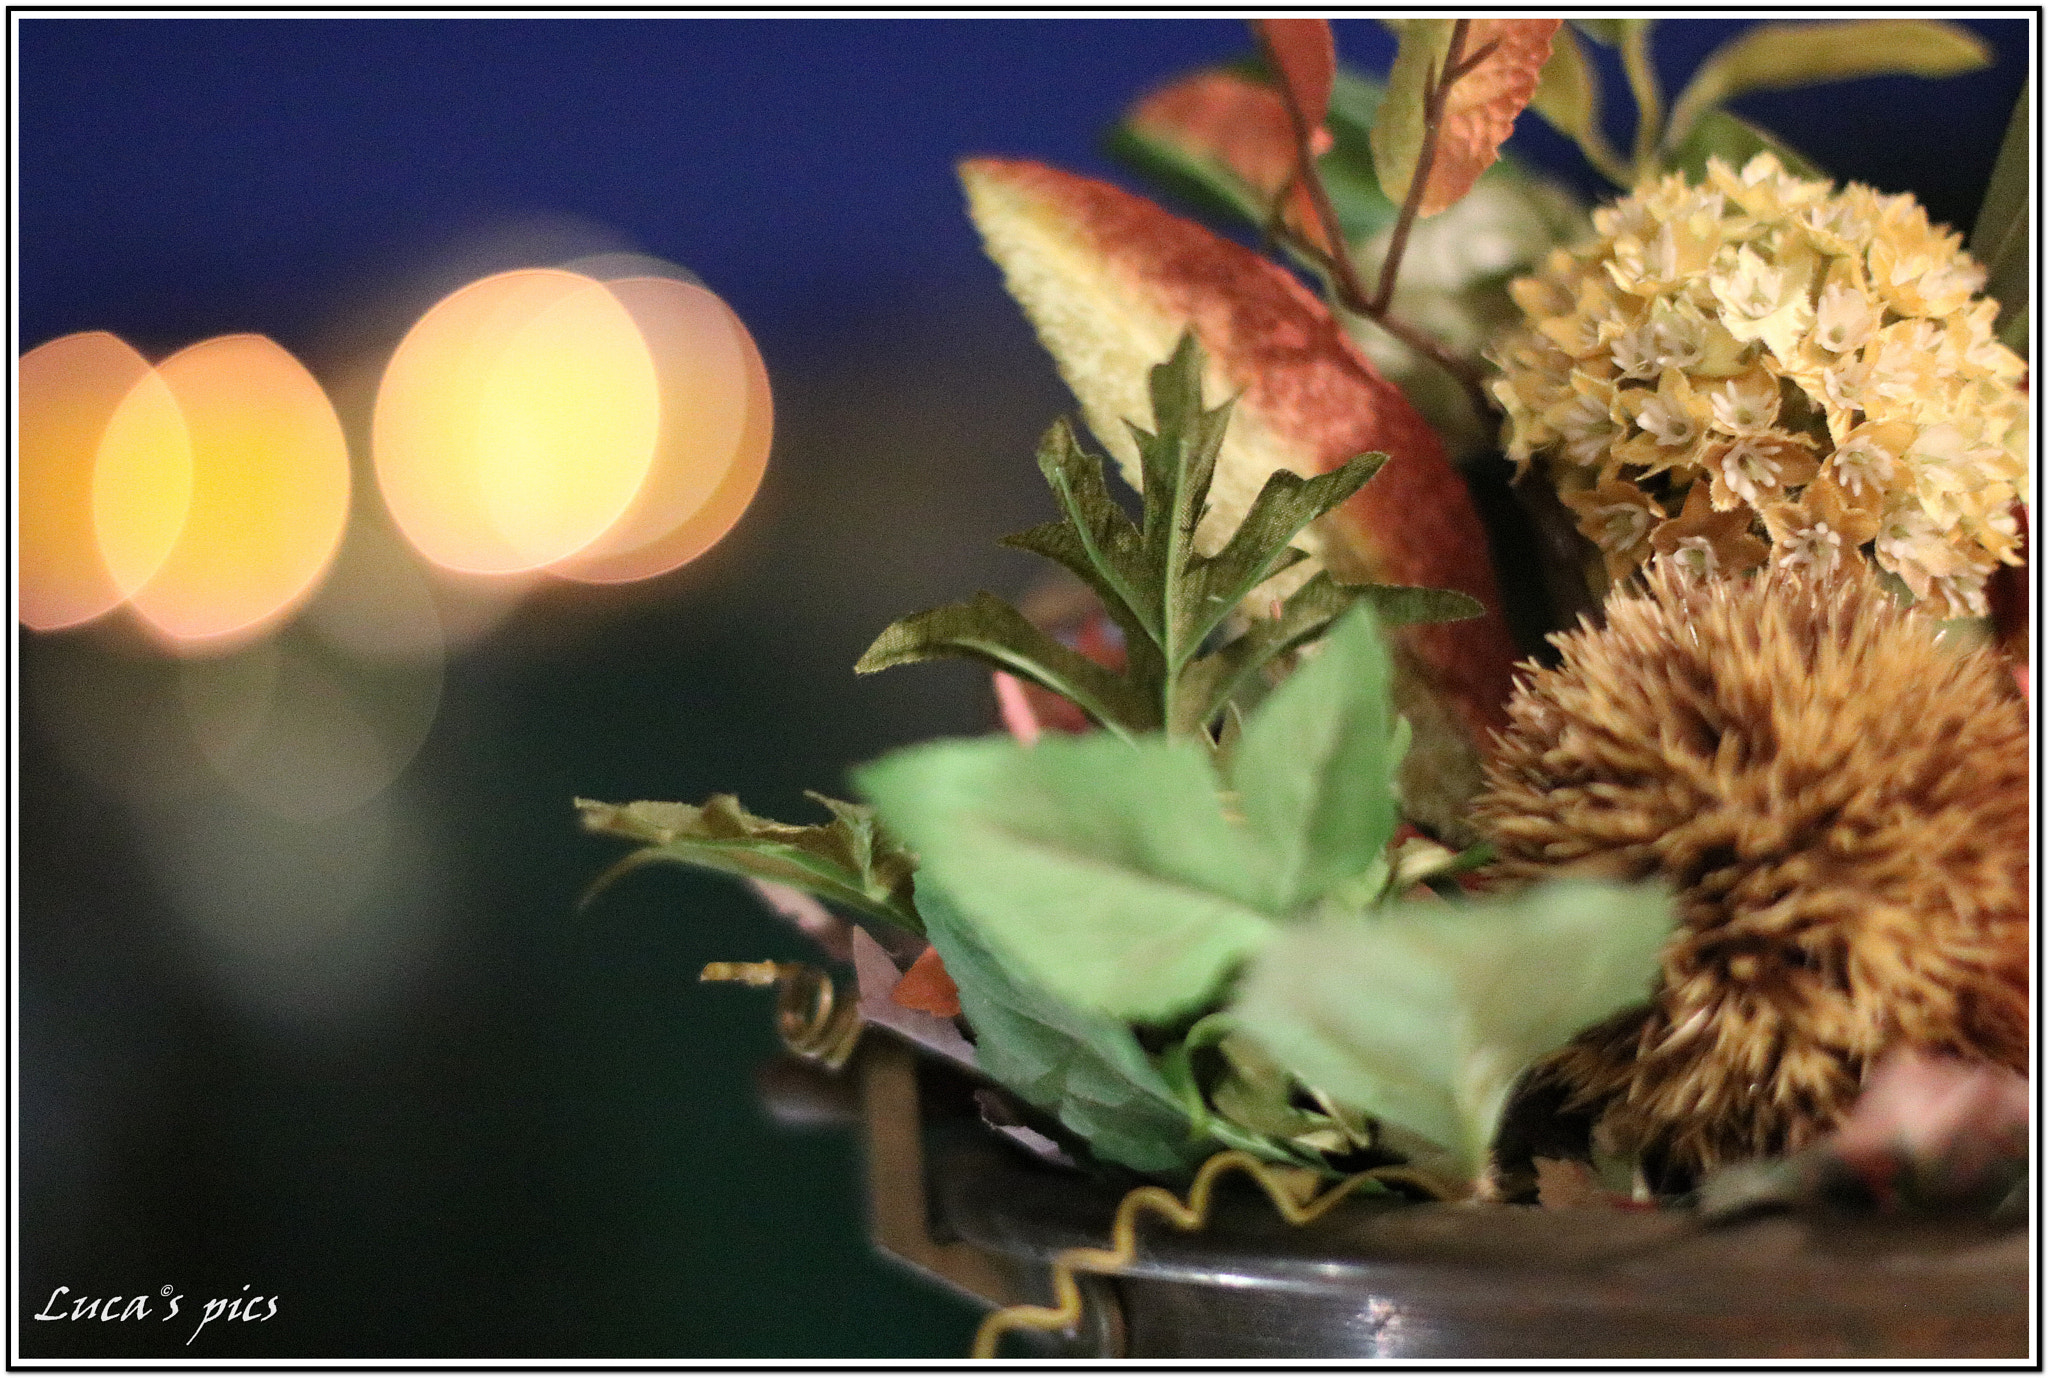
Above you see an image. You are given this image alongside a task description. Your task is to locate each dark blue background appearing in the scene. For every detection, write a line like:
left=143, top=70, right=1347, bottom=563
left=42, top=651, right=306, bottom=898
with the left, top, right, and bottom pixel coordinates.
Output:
left=16, top=15, right=2032, bottom=1359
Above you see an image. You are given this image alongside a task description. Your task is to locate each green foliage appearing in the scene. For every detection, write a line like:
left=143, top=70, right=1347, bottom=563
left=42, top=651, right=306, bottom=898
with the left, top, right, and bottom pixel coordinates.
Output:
left=854, top=731, right=1278, bottom=1023
left=1664, top=108, right=1823, bottom=185
left=1102, top=62, right=1402, bottom=249
left=576, top=792, right=922, bottom=935
left=1366, top=19, right=1453, bottom=211
left=916, top=887, right=1207, bottom=1174
left=1662, top=20, right=1991, bottom=156
left=856, top=333, right=1479, bottom=741
left=1970, top=87, right=2030, bottom=357
left=1226, top=600, right=1406, bottom=912
left=1229, top=881, right=1674, bottom=1179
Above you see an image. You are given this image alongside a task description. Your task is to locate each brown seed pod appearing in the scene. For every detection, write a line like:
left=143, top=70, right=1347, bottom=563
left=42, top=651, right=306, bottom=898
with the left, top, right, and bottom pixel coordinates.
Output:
left=1474, top=561, right=2030, bottom=1177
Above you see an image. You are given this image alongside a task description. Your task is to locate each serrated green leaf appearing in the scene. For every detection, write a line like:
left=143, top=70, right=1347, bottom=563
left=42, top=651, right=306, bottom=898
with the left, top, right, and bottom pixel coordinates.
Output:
left=1229, top=602, right=1404, bottom=911
left=855, top=591, right=1153, bottom=737
left=917, top=885, right=1207, bottom=1173
left=1179, top=570, right=1362, bottom=732
left=1665, top=20, right=1991, bottom=155
left=855, top=732, right=1278, bottom=1022
left=1970, top=86, right=2029, bottom=362
left=1664, top=107, right=1824, bottom=185
left=1231, top=880, right=1674, bottom=1180
left=1183, top=451, right=1386, bottom=652
left=1002, top=415, right=1156, bottom=645
left=1352, top=583, right=1486, bottom=627
left=575, top=792, right=923, bottom=934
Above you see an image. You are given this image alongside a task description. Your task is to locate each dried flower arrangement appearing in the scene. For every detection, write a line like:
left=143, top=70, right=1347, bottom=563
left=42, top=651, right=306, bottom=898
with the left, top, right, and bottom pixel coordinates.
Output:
left=578, top=18, right=2029, bottom=1356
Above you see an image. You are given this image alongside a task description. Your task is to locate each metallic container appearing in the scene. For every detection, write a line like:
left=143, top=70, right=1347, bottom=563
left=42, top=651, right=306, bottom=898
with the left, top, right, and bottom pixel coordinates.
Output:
left=825, top=1036, right=2030, bottom=1360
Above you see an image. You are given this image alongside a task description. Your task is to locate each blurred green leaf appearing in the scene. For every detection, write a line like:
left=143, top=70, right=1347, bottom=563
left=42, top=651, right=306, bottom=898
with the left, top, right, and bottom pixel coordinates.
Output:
left=917, top=886, right=1206, bottom=1173
left=1665, top=107, right=1824, bottom=184
left=1970, top=86, right=2030, bottom=361
left=1228, top=603, right=1404, bottom=911
left=1369, top=18, right=1454, bottom=211
left=1665, top=20, right=1992, bottom=154
left=576, top=792, right=922, bottom=934
left=1528, top=25, right=1632, bottom=188
left=1231, top=881, right=1674, bottom=1180
left=855, top=732, right=1278, bottom=1022
left=1317, top=69, right=1404, bottom=244
left=1104, top=62, right=1401, bottom=248
left=1569, top=19, right=1635, bottom=47
left=1529, top=23, right=1599, bottom=142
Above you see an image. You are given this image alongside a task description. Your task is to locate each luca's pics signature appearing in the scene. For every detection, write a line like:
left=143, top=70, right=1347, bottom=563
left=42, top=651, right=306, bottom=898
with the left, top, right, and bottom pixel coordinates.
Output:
left=34, top=1286, right=279, bottom=1345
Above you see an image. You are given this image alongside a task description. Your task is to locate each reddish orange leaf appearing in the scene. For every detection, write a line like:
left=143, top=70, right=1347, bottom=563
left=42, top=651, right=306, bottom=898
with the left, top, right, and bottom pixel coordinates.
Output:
left=1129, top=68, right=1337, bottom=255
left=1249, top=17, right=1336, bottom=142
left=891, top=943, right=962, bottom=1019
left=1131, top=68, right=1297, bottom=200
left=1424, top=19, right=1561, bottom=216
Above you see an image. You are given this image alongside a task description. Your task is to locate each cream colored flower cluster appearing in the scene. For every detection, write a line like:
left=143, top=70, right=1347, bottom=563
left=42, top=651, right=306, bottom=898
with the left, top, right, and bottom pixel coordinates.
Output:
left=1488, top=152, right=2028, bottom=617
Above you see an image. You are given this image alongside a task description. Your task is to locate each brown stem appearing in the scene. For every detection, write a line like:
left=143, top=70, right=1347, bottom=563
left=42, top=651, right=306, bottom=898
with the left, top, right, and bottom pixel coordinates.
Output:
left=1254, top=18, right=1502, bottom=425
left=1369, top=22, right=1493, bottom=315
left=1271, top=222, right=1497, bottom=422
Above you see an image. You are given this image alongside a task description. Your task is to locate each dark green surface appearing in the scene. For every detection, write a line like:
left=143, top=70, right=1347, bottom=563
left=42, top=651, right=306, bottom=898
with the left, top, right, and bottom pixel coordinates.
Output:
left=18, top=303, right=1064, bottom=1358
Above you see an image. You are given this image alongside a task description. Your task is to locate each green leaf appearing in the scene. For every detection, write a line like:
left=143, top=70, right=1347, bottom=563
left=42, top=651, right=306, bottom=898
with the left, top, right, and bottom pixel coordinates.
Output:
left=1369, top=18, right=1453, bottom=211
left=1351, top=583, right=1485, bottom=627
left=1970, top=86, right=2030, bottom=361
left=1177, top=570, right=1362, bottom=732
left=1178, top=575, right=1478, bottom=736
left=1228, top=602, right=1405, bottom=912
left=1102, top=62, right=1401, bottom=249
left=1318, top=69, right=1405, bottom=245
left=917, top=885, right=1207, bottom=1173
left=1568, top=19, right=1634, bottom=48
left=855, top=732, right=1278, bottom=1022
left=1665, top=20, right=1992, bottom=155
left=1017, top=416, right=1152, bottom=625
left=1664, top=107, right=1824, bottom=185
left=1527, top=25, right=1632, bottom=188
left=855, top=591, right=1153, bottom=737
left=576, top=792, right=923, bottom=935
left=1230, top=880, right=1675, bottom=1180
left=1100, top=120, right=1274, bottom=232
left=1184, top=451, right=1386, bottom=653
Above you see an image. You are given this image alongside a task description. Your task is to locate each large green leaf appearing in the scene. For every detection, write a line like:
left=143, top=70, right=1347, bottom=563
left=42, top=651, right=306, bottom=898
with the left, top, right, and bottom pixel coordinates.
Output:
left=916, top=886, right=1207, bottom=1174
left=1665, top=20, right=1991, bottom=155
left=855, top=732, right=1278, bottom=1022
left=1228, top=602, right=1405, bottom=912
left=1665, top=107, right=1824, bottom=184
left=576, top=792, right=922, bottom=935
left=1230, top=881, right=1674, bottom=1179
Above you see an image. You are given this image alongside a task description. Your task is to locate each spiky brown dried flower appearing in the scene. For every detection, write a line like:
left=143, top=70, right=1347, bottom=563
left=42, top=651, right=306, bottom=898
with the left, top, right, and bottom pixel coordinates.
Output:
left=1474, top=562, right=2029, bottom=1178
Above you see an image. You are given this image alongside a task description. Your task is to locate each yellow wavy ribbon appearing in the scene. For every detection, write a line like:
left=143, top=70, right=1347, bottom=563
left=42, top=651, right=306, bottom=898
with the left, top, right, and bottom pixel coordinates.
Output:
left=973, top=1150, right=1450, bottom=1358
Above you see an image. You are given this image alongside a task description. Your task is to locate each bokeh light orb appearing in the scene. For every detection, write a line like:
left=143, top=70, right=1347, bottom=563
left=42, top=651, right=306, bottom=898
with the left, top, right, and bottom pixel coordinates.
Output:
left=18, top=332, right=192, bottom=631
left=120, top=335, right=352, bottom=650
left=372, top=268, right=661, bottom=575
left=548, top=275, right=773, bottom=584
